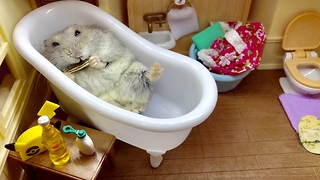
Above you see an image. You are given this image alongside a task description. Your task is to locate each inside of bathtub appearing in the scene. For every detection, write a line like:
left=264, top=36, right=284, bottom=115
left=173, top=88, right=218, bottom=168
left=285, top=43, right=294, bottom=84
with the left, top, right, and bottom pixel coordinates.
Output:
left=143, top=93, right=191, bottom=118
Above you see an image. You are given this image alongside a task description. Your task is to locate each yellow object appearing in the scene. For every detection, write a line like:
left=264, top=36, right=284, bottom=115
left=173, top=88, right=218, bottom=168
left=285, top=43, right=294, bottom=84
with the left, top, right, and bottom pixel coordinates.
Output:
left=13, top=125, right=46, bottom=161
left=37, top=100, right=60, bottom=119
left=283, top=12, right=320, bottom=89
left=38, top=116, right=70, bottom=165
left=299, top=115, right=320, bottom=154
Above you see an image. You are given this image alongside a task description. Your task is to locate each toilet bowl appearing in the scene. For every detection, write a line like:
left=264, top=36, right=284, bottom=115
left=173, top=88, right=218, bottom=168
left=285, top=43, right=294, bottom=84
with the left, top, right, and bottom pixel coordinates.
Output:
left=280, top=12, right=320, bottom=95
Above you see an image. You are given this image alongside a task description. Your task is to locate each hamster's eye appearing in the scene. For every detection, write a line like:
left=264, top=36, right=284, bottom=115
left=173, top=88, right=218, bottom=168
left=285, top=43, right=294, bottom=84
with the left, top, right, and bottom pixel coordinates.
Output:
left=75, top=30, right=81, bottom=36
left=52, top=42, right=60, bottom=47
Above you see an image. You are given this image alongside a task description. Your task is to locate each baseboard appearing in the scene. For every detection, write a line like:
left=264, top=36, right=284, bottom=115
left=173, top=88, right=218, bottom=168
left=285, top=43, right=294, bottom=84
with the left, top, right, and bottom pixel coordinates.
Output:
left=257, top=63, right=283, bottom=70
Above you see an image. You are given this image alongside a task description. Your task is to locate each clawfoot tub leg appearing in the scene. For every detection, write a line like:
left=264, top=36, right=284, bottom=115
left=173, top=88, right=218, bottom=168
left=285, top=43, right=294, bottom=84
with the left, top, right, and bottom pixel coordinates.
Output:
left=146, top=150, right=166, bottom=168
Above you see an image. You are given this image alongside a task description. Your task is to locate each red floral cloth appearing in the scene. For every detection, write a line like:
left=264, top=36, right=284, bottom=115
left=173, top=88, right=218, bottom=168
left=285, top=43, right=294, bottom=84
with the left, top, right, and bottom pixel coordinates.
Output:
left=207, top=22, right=266, bottom=75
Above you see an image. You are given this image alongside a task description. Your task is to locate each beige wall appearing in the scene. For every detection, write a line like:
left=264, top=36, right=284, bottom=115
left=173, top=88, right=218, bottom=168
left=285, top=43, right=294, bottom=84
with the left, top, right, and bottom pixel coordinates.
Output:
left=269, top=0, right=320, bottom=38
left=99, top=0, right=128, bottom=25
left=0, top=0, right=34, bottom=74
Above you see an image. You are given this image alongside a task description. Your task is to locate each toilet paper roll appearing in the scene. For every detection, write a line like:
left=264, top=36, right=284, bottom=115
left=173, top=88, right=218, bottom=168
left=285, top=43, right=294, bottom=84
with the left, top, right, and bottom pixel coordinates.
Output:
left=167, top=6, right=199, bottom=40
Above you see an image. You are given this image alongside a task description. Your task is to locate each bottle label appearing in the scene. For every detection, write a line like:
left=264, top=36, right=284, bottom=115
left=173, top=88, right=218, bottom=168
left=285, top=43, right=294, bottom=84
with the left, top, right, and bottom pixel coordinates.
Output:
left=50, top=140, right=62, bottom=151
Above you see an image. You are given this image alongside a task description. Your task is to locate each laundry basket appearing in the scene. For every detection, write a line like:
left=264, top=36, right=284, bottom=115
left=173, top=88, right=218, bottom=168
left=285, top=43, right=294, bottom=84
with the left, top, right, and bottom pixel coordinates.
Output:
left=189, top=43, right=251, bottom=92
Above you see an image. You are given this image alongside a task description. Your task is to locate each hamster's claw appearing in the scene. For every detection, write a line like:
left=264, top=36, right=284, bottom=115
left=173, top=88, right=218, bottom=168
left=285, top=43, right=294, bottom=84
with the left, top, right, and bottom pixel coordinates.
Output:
left=148, top=63, right=163, bottom=83
left=89, top=55, right=105, bottom=69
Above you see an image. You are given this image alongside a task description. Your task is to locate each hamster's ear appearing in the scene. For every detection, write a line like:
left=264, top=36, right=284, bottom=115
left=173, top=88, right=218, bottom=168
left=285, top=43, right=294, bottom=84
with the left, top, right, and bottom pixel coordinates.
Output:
left=43, top=40, right=47, bottom=47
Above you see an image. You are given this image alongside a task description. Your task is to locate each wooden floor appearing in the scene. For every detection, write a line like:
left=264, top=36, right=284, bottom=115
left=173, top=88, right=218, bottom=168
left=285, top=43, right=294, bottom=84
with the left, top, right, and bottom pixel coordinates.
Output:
left=34, top=70, right=320, bottom=179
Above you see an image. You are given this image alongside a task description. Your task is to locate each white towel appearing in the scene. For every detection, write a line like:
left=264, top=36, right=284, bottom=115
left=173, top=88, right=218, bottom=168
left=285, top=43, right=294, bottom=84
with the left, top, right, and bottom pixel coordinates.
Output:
left=167, top=6, right=199, bottom=40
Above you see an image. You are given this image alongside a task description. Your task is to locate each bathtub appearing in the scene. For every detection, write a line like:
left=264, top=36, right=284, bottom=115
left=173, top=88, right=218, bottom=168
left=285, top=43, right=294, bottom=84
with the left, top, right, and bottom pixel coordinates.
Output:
left=13, top=1, right=217, bottom=168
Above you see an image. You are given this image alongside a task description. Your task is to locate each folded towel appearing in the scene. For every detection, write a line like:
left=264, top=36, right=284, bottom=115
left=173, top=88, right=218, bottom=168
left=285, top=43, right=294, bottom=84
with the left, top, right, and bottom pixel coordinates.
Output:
left=192, top=22, right=224, bottom=50
left=167, top=6, right=199, bottom=40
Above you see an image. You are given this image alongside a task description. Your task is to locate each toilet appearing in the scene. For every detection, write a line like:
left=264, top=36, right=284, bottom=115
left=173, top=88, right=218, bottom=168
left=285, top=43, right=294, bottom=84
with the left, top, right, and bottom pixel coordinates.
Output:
left=279, top=12, right=320, bottom=95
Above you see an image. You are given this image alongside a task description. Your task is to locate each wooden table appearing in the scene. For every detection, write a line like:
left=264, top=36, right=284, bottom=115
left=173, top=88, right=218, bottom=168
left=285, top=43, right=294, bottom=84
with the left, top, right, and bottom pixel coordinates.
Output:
left=8, top=118, right=116, bottom=180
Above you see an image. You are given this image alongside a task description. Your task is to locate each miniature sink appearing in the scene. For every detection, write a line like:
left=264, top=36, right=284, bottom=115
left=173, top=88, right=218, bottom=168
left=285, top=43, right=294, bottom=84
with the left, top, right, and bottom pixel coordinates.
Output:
left=138, top=30, right=176, bottom=49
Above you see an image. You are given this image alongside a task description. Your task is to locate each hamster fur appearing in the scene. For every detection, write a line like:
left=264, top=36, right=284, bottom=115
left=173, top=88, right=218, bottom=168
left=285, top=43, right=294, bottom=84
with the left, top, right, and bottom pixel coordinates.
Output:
left=41, top=24, right=163, bottom=113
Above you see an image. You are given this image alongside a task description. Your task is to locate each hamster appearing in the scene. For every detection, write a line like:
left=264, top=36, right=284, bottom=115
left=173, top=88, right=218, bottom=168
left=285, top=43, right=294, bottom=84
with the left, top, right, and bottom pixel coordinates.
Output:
left=41, top=24, right=163, bottom=113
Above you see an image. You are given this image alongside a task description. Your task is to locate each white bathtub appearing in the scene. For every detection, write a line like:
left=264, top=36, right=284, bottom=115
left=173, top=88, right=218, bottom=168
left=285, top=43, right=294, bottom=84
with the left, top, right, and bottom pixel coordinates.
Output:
left=13, top=1, right=217, bottom=168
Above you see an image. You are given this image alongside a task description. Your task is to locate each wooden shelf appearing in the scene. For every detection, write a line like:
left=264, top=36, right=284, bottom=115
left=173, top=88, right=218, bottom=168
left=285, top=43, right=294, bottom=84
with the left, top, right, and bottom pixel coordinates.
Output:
left=9, top=118, right=116, bottom=180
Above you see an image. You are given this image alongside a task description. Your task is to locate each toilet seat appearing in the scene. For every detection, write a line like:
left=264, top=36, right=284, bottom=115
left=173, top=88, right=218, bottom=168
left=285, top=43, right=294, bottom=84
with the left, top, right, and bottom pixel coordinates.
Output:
left=286, top=57, right=320, bottom=88
left=283, top=12, right=320, bottom=89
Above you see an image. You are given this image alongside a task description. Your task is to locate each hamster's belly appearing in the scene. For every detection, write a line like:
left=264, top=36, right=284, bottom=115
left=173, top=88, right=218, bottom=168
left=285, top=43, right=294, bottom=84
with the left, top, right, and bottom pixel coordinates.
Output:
left=74, top=69, right=116, bottom=96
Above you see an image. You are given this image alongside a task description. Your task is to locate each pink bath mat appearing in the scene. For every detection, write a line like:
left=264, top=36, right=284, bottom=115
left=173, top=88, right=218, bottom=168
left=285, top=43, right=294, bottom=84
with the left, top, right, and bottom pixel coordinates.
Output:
left=279, top=93, right=320, bottom=133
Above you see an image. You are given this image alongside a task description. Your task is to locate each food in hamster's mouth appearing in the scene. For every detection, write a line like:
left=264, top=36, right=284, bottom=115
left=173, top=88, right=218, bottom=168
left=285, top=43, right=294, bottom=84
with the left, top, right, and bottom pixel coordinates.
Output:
left=64, top=59, right=90, bottom=74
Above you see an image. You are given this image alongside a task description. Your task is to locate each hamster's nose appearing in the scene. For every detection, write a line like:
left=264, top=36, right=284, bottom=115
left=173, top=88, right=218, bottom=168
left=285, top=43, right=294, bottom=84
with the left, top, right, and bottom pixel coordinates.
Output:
left=73, top=49, right=83, bottom=59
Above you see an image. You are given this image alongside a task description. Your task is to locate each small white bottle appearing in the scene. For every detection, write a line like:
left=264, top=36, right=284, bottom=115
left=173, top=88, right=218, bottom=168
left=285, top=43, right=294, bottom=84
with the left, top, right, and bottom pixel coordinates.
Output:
left=75, top=129, right=95, bottom=155
left=62, top=125, right=95, bottom=155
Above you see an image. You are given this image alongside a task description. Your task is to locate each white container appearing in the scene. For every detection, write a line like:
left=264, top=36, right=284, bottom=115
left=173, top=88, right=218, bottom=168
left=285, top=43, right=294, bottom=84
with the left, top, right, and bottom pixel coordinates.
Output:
left=63, top=125, right=95, bottom=155
left=75, top=130, right=95, bottom=155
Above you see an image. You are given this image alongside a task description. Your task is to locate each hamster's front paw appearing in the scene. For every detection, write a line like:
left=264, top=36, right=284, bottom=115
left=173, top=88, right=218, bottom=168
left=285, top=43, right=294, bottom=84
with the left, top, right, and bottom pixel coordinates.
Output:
left=89, top=55, right=104, bottom=69
left=64, top=72, right=76, bottom=81
left=148, top=63, right=163, bottom=82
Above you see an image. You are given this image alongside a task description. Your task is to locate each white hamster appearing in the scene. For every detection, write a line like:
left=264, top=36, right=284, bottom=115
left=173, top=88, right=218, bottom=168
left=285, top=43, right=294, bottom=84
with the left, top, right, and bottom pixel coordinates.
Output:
left=41, top=24, right=163, bottom=113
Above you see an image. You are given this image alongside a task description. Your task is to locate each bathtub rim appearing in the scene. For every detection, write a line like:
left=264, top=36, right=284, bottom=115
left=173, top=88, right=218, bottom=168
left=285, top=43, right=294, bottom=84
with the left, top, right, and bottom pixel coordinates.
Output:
left=12, top=1, right=218, bottom=132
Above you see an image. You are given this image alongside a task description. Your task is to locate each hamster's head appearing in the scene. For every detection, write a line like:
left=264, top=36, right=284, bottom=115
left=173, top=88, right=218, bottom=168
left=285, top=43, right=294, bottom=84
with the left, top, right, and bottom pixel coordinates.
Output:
left=41, top=24, right=102, bottom=71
